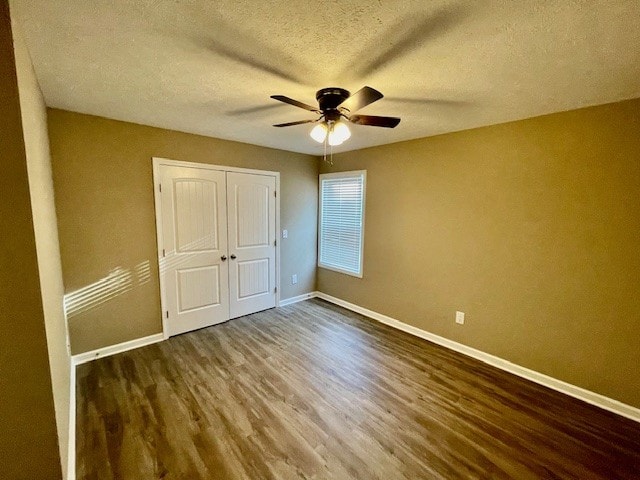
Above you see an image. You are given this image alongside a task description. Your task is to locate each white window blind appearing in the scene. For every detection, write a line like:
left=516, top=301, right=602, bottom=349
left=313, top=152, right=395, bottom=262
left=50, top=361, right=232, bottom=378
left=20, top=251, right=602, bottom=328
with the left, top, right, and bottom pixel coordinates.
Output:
left=318, top=171, right=366, bottom=277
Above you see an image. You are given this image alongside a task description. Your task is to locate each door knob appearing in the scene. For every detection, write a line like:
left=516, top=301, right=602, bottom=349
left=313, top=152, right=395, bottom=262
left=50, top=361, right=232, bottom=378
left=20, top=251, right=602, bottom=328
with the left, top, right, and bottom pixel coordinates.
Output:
left=230, top=254, right=237, bottom=260
left=221, top=255, right=227, bottom=261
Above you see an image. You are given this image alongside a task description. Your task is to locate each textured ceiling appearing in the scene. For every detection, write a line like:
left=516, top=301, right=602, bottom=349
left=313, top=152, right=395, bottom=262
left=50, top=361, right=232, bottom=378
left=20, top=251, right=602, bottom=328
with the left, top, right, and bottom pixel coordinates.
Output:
left=10, top=0, right=640, bottom=155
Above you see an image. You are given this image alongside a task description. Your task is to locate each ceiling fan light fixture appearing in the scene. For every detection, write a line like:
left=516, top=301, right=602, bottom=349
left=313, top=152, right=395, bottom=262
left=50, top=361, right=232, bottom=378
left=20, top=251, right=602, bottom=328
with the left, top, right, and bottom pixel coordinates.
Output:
left=329, top=121, right=351, bottom=146
left=310, top=123, right=328, bottom=143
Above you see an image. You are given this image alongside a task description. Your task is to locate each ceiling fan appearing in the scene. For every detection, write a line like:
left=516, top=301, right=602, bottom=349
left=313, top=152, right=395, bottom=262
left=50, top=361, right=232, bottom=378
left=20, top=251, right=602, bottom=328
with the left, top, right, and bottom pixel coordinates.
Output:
left=270, top=86, right=400, bottom=146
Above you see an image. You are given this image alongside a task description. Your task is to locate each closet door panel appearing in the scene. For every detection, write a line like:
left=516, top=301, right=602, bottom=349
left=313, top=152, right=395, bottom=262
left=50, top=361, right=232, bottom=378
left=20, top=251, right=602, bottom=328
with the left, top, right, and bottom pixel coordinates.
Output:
left=227, top=172, right=277, bottom=318
left=159, top=166, right=229, bottom=336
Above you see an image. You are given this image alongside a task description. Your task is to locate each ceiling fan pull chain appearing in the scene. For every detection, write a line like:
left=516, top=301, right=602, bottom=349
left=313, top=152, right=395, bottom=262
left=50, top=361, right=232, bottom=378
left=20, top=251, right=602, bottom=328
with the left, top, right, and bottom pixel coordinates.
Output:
left=322, top=132, right=332, bottom=165
left=323, top=134, right=327, bottom=164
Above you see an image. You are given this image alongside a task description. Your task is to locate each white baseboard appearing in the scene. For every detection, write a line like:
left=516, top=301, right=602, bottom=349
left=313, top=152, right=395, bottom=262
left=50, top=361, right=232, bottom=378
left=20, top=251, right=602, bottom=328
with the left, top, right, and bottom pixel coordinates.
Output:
left=67, top=295, right=640, bottom=424
left=279, top=291, right=318, bottom=307
left=72, top=333, right=164, bottom=366
left=67, top=360, right=75, bottom=480
left=314, top=292, right=640, bottom=423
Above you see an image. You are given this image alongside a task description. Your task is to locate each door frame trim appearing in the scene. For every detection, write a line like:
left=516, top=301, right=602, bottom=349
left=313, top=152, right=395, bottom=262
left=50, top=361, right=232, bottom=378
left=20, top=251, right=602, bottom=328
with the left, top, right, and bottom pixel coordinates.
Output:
left=152, top=157, right=281, bottom=339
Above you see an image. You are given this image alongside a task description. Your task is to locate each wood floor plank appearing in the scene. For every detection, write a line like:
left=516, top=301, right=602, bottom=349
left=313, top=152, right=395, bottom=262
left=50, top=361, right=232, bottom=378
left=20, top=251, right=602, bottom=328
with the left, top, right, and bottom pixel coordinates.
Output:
left=77, top=299, right=640, bottom=479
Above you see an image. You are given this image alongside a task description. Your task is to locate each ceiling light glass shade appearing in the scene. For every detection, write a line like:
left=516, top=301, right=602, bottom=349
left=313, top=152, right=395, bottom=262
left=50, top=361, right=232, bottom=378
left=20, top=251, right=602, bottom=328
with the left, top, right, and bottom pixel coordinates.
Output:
left=328, top=121, right=351, bottom=146
left=310, top=123, right=328, bottom=143
left=328, top=134, right=344, bottom=146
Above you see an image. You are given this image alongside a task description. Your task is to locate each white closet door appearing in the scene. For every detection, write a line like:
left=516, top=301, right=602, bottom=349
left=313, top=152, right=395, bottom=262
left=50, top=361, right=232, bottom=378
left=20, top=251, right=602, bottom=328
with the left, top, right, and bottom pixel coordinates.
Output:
left=159, top=165, right=229, bottom=336
left=226, top=172, right=277, bottom=319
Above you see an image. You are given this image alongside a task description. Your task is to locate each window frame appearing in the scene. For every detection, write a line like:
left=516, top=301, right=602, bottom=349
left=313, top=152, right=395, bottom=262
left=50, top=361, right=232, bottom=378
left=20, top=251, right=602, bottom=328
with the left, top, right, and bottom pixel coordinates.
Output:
left=318, top=170, right=367, bottom=278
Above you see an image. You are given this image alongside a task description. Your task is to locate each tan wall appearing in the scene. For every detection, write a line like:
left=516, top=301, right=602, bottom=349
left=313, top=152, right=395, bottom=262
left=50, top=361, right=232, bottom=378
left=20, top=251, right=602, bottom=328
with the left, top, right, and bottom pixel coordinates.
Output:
left=319, top=98, right=640, bottom=408
left=0, top=1, right=62, bottom=477
left=12, top=16, right=70, bottom=477
left=47, top=109, right=318, bottom=354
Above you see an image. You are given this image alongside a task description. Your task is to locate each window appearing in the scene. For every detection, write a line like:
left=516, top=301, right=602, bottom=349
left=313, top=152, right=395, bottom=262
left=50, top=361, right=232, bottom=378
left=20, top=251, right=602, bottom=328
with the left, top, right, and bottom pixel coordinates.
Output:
left=318, top=170, right=366, bottom=277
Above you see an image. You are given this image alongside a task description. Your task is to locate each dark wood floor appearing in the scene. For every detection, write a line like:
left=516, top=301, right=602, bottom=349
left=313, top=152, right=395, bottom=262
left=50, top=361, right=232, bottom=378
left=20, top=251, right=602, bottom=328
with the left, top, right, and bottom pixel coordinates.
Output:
left=77, top=299, right=640, bottom=479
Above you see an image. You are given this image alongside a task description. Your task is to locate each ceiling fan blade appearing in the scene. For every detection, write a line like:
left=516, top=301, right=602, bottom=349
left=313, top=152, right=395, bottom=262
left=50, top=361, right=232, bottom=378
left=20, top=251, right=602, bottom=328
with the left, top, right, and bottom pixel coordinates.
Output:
left=338, top=86, right=383, bottom=113
left=348, top=115, right=401, bottom=128
left=271, top=95, right=320, bottom=113
left=273, top=119, right=317, bottom=127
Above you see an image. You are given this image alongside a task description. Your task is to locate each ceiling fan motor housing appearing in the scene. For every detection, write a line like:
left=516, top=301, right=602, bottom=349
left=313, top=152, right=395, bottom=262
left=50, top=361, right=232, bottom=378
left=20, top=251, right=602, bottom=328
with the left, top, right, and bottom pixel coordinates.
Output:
left=316, top=88, right=350, bottom=119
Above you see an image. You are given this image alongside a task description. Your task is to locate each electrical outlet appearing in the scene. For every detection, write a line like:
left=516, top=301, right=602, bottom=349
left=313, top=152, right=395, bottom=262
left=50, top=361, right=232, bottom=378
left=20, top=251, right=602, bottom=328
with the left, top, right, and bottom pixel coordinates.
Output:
left=282, top=229, right=288, bottom=238
left=291, top=274, right=298, bottom=284
left=456, top=311, right=465, bottom=325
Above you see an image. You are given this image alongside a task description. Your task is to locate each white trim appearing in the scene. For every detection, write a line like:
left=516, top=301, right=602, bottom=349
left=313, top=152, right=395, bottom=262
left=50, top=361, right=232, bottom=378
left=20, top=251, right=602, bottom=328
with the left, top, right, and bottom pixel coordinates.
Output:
left=315, top=292, right=640, bottom=423
left=67, top=361, right=76, bottom=480
left=152, top=159, right=170, bottom=339
left=72, top=333, right=164, bottom=366
left=278, top=291, right=317, bottom=307
left=67, top=291, right=640, bottom=423
left=152, top=157, right=278, bottom=177
left=275, top=174, right=281, bottom=308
